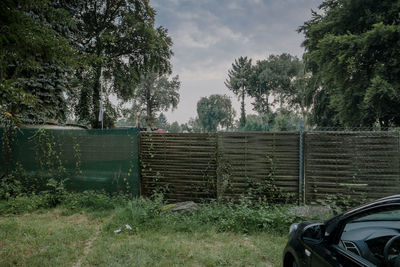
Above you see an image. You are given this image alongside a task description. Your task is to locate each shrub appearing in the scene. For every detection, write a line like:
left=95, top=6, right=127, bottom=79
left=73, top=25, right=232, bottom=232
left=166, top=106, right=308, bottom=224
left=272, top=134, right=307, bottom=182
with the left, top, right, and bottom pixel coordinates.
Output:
left=60, top=191, right=127, bottom=212
left=106, top=197, right=300, bottom=234
left=0, top=193, right=51, bottom=214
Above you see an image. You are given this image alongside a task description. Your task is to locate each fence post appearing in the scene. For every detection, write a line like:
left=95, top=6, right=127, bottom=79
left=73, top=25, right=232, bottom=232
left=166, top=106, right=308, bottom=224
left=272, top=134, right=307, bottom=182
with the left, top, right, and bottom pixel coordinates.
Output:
left=299, top=120, right=304, bottom=205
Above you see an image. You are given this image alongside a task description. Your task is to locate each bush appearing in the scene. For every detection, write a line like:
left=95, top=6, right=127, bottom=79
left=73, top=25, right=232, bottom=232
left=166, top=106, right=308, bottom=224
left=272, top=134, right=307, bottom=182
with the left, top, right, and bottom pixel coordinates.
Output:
left=106, top=197, right=300, bottom=234
left=60, top=191, right=127, bottom=212
left=0, top=193, right=51, bottom=214
left=0, top=191, right=127, bottom=215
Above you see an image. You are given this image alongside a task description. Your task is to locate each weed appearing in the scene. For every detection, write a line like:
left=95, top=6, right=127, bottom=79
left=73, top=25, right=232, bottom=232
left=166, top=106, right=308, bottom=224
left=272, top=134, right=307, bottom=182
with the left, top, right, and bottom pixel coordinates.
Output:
left=106, top=197, right=304, bottom=235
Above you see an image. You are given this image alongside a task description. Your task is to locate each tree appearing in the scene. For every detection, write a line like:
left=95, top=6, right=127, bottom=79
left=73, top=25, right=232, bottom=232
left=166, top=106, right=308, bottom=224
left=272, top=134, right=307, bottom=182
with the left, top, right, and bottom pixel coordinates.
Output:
left=243, top=54, right=313, bottom=127
left=197, top=94, right=235, bottom=132
left=187, top=117, right=203, bottom=133
left=156, top=113, right=168, bottom=130
left=299, top=0, right=400, bottom=128
left=225, top=56, right=252, bottom=128
left=272, top=108, right=300, bottom=131
left=130, top=72, right=180, bottom=131
left=0, top=0, right=77, bottom=125
left=242, top=115, right=264, bottom=131
left=72, top=0, right=173, bottom=128
left=167, top=121, right=181, bottom=133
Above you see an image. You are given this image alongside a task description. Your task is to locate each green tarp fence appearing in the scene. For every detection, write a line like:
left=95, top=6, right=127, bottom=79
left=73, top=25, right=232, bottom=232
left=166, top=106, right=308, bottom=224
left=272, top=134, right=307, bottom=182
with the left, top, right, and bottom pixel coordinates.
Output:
left=0, top=127, right=140, bottom=196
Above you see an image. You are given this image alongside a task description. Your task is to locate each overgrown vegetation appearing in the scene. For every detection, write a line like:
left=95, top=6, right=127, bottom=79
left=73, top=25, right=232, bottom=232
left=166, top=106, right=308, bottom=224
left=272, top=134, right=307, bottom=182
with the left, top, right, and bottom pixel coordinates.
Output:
left=107, top=197, right=300, bottom=234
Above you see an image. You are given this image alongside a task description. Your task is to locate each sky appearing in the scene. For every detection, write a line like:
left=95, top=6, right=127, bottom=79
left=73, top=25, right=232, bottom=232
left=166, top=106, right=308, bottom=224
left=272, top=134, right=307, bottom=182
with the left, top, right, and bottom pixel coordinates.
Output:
left=151, top=0, right=322, bottom=124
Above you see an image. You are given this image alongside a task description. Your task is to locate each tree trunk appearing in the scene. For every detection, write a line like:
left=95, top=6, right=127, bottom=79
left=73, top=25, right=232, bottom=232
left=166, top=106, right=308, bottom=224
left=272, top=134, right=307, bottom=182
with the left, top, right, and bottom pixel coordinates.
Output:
left=92, top=64, right=102, bottom=128
left=239, top=89, right=246, bottom=128
left=146, top=85, right=152, bottom=131
left=146, top=105, right=151, bottom=131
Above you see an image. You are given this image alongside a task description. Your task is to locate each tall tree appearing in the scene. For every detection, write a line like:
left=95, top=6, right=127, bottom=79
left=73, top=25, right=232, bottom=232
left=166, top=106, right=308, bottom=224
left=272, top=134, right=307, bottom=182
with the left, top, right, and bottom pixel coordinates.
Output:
left=247, top=54, right=306, bottom=124
left=156, top=113, right=168, bottom=129
left=0, top=0, right=77, bottom=125
left=299, top=0, right=400, bottom=128
left=187, top=117, right=203, bottom=133
left=129, top=72, right=180, bottom=131
left=72, top=0, right=173, bottom=128
left=242, top=115, right=264, bottom=132
left=225, top=56, right=252, bottom=128
left=167, top=121, right=181, bottom=133
left=197, top=94, right=235, bottom=132
left=242, top=53, right=315, bottom=127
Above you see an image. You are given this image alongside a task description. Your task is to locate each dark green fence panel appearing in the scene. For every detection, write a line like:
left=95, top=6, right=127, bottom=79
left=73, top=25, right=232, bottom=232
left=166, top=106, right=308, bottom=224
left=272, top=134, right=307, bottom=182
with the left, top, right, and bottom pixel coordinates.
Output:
left=0, top=127, right=140, bottom=196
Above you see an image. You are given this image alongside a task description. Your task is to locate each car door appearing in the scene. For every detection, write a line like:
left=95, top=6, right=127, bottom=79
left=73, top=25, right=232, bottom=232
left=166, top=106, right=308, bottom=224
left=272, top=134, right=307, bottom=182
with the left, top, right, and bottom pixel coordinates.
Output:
left=301, top=223, right=376, bottom=266
left=303, top=239, right=374, bottom=267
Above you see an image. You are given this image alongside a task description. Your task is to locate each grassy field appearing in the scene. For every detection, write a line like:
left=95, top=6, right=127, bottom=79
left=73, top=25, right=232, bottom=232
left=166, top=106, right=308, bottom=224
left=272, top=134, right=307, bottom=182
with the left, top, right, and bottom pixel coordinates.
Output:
left=0, top=208, right=287, bottom=267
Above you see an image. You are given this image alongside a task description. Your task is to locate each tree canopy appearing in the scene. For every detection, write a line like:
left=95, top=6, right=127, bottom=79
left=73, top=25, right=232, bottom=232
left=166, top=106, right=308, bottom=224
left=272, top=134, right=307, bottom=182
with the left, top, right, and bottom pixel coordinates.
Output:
left=197, top=94, right=235, bottom=132
left=299, top=0, right=400, bottom=128
left=225, top=56, right=252, bottom=128
left=0, top=0, right=77, bottom=125
left=128, top=72, right=180, bottom=131
left=0, top=0, right=174, bottom=129
left=71, top=0, right=173, bottom=128
left=247, top=54, right=309, bottom=124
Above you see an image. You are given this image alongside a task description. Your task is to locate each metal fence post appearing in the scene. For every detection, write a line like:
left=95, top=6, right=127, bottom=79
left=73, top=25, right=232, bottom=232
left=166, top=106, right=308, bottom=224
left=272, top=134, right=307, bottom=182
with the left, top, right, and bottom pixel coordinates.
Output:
left=299, top=120, right=304, bottom=205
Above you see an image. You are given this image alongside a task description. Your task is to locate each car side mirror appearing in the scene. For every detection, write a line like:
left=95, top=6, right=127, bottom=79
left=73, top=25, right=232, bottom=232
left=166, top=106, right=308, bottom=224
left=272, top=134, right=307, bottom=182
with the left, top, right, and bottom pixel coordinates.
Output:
left=302, top=223, right=326, bottom=243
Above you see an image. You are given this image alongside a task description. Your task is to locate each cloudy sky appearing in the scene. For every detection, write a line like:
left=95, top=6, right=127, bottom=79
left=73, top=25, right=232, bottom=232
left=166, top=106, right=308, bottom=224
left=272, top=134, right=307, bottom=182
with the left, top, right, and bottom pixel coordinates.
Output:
left=151, top=0, right=321, bottom=124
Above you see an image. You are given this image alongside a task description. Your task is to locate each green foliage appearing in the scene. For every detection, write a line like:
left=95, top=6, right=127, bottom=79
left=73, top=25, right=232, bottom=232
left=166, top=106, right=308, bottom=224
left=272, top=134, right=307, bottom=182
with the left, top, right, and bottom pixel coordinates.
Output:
left=167, top=121, right=181, bottom=133
left=241, top=115, right=265, bottom=131
left=197, top=94, right=235, bottom=132
left=0, top=0, right=77, bottom=124
left=1, top=129, right=73, bottom=206
left=272, top=108, right=300, bottom=131
left=247, top=154, right=295, bottom=203
left=127, top=73, right=180, bottom=131
left=107, top=197, right=301, bottom=234
left=311, top=193, right=368, bottom=215
left=215, top=149, right=233, bottom=200
left=72, top=1, right=174, bottom=128
left=0, top=193, right=53, bottom=214
left=187, top=117, right=203, bottom=133
left=156, top=113, right=168, bottom=130
left=299, top=0, right=400, bottom=128
left=0, top=191, right=127, bottom=215
left=60, top=191, right=127, bottom=213
left=225, top=57, right=252, bottom=128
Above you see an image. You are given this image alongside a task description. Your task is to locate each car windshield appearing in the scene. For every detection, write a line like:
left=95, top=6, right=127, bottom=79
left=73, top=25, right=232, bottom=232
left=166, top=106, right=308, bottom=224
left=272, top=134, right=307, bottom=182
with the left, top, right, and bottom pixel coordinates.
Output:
left=350, top=209, right=400, bottom=222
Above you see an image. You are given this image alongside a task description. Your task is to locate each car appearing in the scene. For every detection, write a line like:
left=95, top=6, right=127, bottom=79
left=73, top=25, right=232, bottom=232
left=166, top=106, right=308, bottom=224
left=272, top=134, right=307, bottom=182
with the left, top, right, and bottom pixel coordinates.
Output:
left=283, top=195, right=400, bottom=267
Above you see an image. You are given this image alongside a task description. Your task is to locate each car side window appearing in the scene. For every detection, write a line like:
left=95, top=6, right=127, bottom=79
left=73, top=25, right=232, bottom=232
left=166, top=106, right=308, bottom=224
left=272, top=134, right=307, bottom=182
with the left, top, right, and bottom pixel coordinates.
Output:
left=339, top=207, right=400, bottom=264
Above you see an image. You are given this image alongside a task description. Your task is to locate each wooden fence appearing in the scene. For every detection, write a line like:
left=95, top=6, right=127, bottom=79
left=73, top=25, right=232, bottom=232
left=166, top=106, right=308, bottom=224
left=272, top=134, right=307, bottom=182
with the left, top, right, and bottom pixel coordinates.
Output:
left=140, top=133, right=217, bottom=202
left=217, top=132, right=299, bottom=199
left=140, top=131, right=400, bottom=203
left=140, top=132, right=299, bottom=202
left=304, top=131, right=400, bottom=203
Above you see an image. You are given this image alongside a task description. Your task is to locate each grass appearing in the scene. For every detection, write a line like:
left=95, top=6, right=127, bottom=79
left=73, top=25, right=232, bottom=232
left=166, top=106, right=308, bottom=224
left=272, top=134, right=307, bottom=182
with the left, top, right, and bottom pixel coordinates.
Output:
left=84, top=230, right=286, bottom=266
left=0, top=194, right=297, bottom=266
left=0, top=209, right=99, bottom=266
left=0, top=209, right=287, bottom=267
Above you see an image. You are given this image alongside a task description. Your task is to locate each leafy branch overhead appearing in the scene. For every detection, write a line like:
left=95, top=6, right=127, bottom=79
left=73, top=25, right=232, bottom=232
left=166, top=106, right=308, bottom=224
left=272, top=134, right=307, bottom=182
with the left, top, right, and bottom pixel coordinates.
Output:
left=299, top=0, right=400, bottom=128
left=71, top=0, right=174, bottom=128
left=0, top=0, right=174, bottom=128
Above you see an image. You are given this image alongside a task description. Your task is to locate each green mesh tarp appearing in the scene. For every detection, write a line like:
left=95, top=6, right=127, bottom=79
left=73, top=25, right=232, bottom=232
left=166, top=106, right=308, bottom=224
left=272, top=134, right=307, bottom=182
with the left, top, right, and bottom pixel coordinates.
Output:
left=0, top=127, right=140, bottom=196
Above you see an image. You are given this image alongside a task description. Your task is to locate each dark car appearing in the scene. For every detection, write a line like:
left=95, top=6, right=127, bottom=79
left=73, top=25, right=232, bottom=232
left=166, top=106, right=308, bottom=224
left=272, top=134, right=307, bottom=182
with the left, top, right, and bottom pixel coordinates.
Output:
left=283, top=195, right=400, bottom=267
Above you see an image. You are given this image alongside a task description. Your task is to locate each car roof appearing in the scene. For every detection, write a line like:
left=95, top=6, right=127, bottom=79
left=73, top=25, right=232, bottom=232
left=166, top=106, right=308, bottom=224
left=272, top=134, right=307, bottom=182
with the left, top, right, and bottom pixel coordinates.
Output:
left=343, top=194, right=400, bottom=216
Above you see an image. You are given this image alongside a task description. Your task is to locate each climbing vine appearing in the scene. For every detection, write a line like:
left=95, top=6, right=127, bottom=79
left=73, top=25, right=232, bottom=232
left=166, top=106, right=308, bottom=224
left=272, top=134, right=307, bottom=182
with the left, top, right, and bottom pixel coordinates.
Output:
left=247, top=154, right=294, bottom=203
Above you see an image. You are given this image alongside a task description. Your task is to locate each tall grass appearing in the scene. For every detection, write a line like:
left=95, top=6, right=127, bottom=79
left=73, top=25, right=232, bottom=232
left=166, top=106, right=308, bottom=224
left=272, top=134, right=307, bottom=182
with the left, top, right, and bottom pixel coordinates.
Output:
left=106, top=197, right=300, bottom=234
